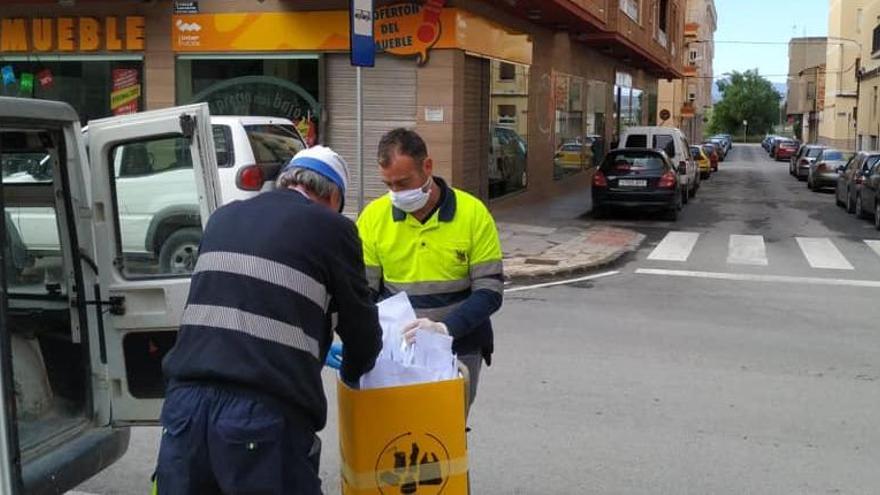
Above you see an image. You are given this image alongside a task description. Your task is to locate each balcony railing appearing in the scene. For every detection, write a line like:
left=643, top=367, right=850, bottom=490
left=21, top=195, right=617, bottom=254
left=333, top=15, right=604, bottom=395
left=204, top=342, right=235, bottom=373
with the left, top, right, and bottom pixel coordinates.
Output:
left=683, top=64, right=698, bottom=77
left=684, top=22, right=699, bottom=38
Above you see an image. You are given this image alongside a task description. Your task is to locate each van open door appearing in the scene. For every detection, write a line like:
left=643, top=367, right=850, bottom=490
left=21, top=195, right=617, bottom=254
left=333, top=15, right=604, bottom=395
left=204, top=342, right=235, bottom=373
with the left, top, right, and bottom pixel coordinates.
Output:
left=0, top=180, right=22, bottom=494
left=86, top=104, right=219, bottom=424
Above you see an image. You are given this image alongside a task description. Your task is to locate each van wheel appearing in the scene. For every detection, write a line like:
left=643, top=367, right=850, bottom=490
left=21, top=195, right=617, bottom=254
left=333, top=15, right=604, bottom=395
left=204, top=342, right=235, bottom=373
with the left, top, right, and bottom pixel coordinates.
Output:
left=666, top=207, right=679, bottom=221
left=159, top=227, right=202, bottom=274
left=875, top=202, right=880, bottom=230
left=847, top=190, right=856, bottom=214
left=681, top=188, right=689, bottom=205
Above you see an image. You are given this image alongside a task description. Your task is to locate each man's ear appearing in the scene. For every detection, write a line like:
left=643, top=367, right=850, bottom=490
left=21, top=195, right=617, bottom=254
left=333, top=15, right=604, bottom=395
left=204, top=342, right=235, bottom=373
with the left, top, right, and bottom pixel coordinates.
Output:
left=423, top=157, right=434, bottom=177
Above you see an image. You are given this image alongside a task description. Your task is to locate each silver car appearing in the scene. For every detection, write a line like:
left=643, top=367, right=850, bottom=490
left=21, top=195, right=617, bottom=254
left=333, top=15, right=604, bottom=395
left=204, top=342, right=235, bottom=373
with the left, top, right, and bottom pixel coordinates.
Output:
left=808, top=149, right=853, bottom=191
left=792, top=144, right=827, bottom=180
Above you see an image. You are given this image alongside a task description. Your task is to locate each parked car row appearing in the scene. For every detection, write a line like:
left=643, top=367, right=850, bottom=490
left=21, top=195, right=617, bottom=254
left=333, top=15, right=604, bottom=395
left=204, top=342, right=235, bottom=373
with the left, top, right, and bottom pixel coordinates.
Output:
left=787, top=143, right=879, bottom=230
left=834, top=151, right=880, bottom=230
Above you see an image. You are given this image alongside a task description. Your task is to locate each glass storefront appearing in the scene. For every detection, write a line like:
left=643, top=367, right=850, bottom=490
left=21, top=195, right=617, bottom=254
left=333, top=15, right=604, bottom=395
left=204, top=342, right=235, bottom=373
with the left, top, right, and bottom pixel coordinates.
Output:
left=489, top=60, right=529, bottom=199
left=553, top=72, right=608, bottom=180
left=0, top=57, right=144, bottom=123
left=176, top=56, right=321, bottom=145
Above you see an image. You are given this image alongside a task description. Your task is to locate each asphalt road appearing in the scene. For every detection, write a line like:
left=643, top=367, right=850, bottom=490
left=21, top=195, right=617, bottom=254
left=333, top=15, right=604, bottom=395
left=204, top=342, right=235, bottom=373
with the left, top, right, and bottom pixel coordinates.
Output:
left=75, top=144, right=880, bottom=494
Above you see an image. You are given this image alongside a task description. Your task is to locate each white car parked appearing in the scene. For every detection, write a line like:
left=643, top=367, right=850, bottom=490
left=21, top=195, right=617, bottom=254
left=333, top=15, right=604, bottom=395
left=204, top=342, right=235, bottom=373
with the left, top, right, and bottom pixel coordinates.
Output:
left=7, top=115, right=306, bottom=274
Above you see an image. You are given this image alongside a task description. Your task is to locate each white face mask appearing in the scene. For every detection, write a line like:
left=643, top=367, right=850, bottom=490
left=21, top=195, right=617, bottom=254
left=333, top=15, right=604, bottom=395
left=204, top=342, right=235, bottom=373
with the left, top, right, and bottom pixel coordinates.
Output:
left=390, top=176, right=432, bottom=213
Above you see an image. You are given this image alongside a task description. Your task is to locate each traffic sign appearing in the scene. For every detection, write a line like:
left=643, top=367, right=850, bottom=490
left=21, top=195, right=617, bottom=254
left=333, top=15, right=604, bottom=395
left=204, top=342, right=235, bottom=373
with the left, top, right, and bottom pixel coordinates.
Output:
left=350, top=0, right=375, bottom=67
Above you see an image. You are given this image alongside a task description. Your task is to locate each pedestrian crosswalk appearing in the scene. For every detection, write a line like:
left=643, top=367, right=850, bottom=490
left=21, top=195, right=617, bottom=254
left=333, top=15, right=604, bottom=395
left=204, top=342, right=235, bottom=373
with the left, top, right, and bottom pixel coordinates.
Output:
left=644, top=231, right=880, bottom=272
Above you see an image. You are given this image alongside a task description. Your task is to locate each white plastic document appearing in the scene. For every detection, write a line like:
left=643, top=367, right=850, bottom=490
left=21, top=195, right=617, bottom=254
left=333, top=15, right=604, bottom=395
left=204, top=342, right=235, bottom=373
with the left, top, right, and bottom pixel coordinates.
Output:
left=359, top=292, right=458, bottom=389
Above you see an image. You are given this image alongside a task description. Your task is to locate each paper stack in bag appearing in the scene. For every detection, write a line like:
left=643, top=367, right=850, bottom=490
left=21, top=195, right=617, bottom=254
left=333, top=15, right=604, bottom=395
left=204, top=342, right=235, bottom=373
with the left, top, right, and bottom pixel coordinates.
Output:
left=359, top=292, right=458, bottom=390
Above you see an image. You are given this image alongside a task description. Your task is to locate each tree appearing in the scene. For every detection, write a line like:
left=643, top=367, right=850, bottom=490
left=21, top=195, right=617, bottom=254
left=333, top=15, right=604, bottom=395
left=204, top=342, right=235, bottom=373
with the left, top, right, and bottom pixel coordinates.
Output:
left=709, top=70, right=782, bottom=136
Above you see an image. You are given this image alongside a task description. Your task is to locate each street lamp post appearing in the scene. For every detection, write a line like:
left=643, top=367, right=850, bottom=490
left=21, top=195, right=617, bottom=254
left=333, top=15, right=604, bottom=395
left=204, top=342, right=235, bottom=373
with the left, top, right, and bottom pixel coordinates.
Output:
left=743, top=120, right=748, bottom=144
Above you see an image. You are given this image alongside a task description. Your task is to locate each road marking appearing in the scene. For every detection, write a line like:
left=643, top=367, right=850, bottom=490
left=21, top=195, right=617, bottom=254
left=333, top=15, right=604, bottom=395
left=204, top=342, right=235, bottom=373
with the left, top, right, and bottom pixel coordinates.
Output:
left=727, top=234, right=768, bottom=266
left=866, top=240, right=880, bottom=259
left=796, top=237, right=854, bottom=270
left=646, top=232, right=700, bottom=262
left=505, top=271, right=620, bottom=293
left=635, top=268, right=880, bottom=288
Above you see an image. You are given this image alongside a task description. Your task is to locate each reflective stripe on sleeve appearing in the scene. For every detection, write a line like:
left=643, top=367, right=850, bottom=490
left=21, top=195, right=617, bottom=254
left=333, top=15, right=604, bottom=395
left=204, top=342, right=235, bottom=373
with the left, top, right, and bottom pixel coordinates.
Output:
left=469, top=260, right=503, bottom=279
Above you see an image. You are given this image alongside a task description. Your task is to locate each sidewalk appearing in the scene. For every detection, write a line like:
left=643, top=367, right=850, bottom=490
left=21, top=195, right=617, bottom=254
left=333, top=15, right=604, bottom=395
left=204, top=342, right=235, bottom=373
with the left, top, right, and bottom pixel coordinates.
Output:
left=493, top=184, right=645, bottom=281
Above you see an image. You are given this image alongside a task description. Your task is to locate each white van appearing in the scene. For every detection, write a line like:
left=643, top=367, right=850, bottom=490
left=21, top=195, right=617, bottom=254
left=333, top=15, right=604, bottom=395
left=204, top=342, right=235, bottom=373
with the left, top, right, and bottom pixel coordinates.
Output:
left=617, top=126, right=699, bottom=203
left=0, top=98, right=258, bottom=493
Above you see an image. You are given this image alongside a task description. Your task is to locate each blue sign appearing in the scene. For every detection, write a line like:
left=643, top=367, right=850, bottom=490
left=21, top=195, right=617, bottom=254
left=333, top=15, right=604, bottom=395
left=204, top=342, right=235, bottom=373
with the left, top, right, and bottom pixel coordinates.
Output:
left=350, top=0, right=375, bottom=67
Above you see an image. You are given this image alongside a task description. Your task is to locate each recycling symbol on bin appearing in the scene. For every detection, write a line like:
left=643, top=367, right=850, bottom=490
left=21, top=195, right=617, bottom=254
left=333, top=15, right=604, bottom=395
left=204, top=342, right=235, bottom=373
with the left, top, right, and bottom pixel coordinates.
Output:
left=376, top=432, right=450, bottom=494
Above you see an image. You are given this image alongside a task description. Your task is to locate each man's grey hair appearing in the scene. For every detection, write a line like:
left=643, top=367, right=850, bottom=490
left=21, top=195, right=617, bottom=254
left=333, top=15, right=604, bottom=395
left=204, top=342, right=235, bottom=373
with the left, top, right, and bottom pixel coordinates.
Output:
left=276, top=167, right=338, bottom=200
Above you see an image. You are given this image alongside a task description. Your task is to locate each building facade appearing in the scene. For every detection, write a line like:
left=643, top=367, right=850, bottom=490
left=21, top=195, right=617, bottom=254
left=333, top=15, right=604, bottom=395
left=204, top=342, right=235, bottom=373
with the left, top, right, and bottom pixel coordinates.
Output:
left=819, top=0, right=865, bottom=150
left=787, top=37, right=827, bottom=144
left=657, top=0, right=716, bottom=144
left=0, top=0, right=685, bottom=209
left=856, top=0, right=880, bottom=150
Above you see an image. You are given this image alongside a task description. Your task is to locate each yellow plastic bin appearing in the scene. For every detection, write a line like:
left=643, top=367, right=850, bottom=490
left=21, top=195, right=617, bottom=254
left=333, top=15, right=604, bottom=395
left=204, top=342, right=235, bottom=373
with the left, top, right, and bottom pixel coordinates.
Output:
left=337, top=370, right=469, bottom=495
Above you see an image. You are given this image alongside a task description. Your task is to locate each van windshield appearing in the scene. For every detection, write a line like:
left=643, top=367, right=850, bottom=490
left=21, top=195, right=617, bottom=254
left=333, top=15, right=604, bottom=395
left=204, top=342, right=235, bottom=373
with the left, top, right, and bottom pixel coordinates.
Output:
left=653, top=135, right=674, bottom=154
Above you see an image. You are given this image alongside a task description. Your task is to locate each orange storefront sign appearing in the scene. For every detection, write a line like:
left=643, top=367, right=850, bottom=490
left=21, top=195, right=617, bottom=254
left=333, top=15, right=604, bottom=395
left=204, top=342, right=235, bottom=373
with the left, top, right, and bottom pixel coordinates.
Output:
left=172, top=5, right=532, bottom=66
left=0, top=16, right=145, bottom=52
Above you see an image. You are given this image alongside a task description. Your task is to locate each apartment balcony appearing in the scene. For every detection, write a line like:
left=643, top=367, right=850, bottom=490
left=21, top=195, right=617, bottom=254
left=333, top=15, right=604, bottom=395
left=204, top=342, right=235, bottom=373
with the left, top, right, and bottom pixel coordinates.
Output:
left=683, top=64, right=698, bottom=77
left=489, top=0, right=684, bottom=78
left=684, top=22, right=699, bottom=39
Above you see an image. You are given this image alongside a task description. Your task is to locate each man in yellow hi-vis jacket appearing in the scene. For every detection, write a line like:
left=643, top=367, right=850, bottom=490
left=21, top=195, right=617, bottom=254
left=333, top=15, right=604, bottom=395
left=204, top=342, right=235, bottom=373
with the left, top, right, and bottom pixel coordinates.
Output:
left=357, top=128, right=504, bottom=408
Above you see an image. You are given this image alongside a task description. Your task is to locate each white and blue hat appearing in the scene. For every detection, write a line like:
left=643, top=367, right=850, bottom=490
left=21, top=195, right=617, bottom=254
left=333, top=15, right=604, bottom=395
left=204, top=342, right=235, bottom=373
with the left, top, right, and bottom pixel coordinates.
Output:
left=283, top=145, right=350, bottom=198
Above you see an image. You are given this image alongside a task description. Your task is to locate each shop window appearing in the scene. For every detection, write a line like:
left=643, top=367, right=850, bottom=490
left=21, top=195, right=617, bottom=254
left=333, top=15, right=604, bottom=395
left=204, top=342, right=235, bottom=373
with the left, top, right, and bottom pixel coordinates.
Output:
left=554, top=73, right=590, bottom=180
left=499, top=62, right=516, bottom=81
left=110, top=136, right=202, bottom=278
left=0, top=60, right=143, bottom=123
left=176, top=58, right=321, bottom=146
left=489, top=59, right=529, bottom=199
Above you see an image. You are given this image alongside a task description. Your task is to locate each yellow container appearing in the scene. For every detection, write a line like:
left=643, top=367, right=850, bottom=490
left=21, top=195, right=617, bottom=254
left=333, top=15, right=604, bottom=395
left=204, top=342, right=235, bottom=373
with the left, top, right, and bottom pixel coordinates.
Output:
left=337, top=376, right=469, bottom=495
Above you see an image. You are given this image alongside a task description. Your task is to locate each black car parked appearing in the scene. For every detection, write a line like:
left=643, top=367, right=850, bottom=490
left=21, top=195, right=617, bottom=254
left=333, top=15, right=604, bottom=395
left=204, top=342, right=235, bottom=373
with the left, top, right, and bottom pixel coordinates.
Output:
left=853, top=155, right=880, bottom=229
left=592, top=148, right=684, bottom=221
left=836, top=152, right=880, bottom=213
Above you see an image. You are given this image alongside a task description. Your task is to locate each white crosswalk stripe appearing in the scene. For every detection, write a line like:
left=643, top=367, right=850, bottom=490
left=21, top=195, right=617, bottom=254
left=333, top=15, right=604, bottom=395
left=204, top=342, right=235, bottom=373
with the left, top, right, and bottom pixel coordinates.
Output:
left=647, top=231, right=700, bottom=261
left=796, top=237, right=854, bottom=270
left=866, top=240, right=880, bottom=259
left=727, top=234, right=768, bottom=266
left=643, top=232, right=880, bottom=273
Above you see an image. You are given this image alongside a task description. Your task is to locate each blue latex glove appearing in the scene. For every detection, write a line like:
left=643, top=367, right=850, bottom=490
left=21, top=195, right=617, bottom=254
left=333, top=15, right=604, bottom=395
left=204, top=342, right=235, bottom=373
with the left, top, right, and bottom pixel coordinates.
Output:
left=325, top=342, right=343, bottom=370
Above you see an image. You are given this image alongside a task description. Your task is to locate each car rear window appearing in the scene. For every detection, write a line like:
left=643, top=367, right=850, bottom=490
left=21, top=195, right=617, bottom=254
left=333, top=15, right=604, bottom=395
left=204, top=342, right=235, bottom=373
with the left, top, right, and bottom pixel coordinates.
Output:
left=561, top=144, right=581, bottom=152
left=806, top=147, right=825, bottom=158
left=603, top=152, right=666, bottom=173
left=212, top=125, right=233, bottom=167
left=625, top=134, right=648, bottom=148
left=824, top=151, right=844, bottom=160
left=690, top=147, right=701, bottom=159
left=245, top=124, right=306, bottom=167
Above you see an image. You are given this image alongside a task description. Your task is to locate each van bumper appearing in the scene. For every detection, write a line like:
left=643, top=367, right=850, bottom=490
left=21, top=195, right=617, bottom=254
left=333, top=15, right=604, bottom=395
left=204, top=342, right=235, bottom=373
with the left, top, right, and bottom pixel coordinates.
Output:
left=23, top=426, right=130, bottom=495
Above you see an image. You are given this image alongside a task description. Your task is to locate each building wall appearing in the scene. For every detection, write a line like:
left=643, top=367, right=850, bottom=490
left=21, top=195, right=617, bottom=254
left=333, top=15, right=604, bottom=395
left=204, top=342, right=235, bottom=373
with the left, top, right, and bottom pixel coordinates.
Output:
left=820, top=0, right=866, bottom=149
left=786, top=38, right=826, bottom=117
left=657, top=0, right=716, bottom=143
left=856, top=0, right=880, bottom=150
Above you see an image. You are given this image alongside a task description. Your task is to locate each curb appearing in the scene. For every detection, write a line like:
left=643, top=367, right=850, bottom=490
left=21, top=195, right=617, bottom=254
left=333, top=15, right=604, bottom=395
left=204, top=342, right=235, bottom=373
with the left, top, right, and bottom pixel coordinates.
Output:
left=503, top=228, right=645, bottom=283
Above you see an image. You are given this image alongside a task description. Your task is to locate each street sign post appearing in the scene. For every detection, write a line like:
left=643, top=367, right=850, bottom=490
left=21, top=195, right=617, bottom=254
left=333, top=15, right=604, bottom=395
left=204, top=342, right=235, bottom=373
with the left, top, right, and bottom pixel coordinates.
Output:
left=350, top=0, right=375, bottom=212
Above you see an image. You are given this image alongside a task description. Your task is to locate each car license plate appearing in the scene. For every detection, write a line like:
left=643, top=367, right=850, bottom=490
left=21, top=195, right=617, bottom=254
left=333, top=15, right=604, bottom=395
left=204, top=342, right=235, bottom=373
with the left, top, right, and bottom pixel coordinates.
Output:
left=618, top=179, right=647, bottom=187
